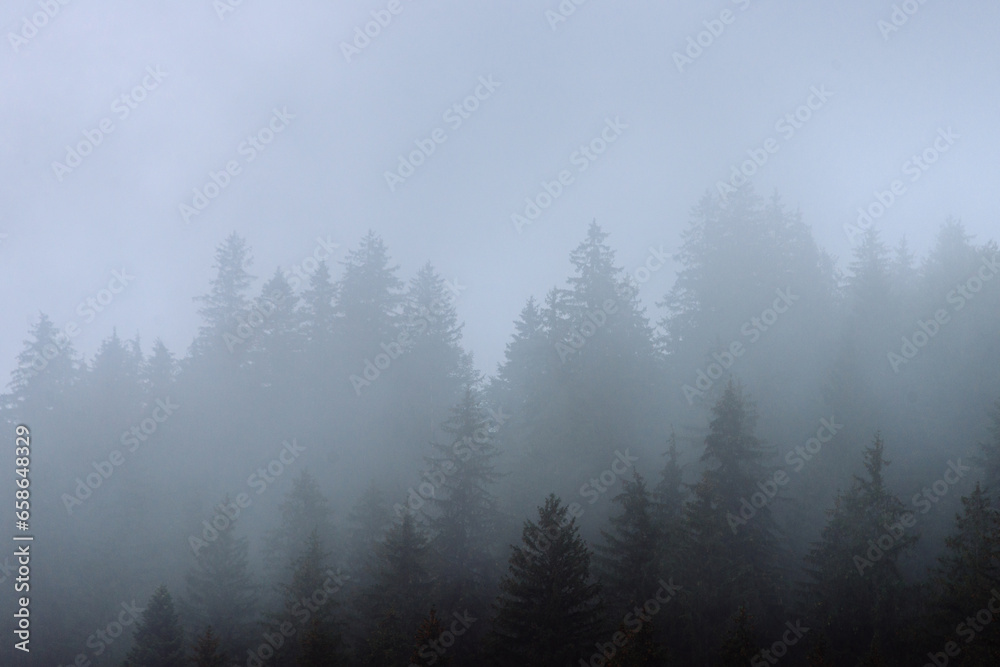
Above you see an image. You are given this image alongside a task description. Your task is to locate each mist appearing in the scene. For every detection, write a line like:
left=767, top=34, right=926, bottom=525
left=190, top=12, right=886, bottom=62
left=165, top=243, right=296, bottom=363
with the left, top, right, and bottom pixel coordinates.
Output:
left=2, top=2, right=1000, bottom=666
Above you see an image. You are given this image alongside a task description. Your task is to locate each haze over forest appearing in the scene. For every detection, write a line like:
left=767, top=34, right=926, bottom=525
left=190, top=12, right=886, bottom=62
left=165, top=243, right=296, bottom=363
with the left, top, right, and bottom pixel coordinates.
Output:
left=2, top=1, right=1000, bottom=666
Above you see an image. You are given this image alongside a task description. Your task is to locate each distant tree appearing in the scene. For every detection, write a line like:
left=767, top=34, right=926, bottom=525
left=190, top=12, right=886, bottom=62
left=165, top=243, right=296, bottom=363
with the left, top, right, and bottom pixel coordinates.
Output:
left=278, top=531, right=344, bottom=666
left=251, top=268, right=302, bottom=387
left=3, top=312, right=81, bottom=414
left=121, top=585, right=185, bottom=667
left=191, top=626, right=226, bottom=667
left=263, top=471, right=336, bottom=583
left=301, top=259, right=337, bottom=353
left=719, top=606, right=758, bottom=667
left=360, top=513, right=434, bottom=663
left=143, top=337, right=177, bottom=399
left=489, top=494, right=604, bottom=666
left=334, top=230, right=403, bottom=354
left=346, top=482, right=392, bottom=588
left=409, top=607, right=451, bottom=667
left=184, top=497, right=257, bottom=659
left=190, top=231, right=255, bottom=362
left=978, top=399, right=1000, bottom=501
left=926, top=482, right=1000, bottom=659
left=596, top=472, right=662, bottom=615
left=801, top=433, right=917, bottom=664
left=678, top=379, right=785, bottom=663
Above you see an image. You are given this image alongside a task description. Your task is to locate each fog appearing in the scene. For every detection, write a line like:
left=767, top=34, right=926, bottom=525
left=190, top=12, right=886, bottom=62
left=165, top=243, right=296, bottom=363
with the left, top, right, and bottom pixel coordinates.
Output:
left=2, top=2, right=999, bottom=665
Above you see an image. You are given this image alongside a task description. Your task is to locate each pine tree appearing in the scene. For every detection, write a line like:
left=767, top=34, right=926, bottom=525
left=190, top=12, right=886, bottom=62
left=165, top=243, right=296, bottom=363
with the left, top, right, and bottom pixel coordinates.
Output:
left=191, top=626, right=226, bottom=667
left=191, top=231, right=255, bottom=361
left=279, top=531, right=344, bottom=666
left=251, top=268, right=302, bottom=388
left=346, top=482, right=392, bottom=589
left=301, top=259, right=337, bottom=353
left=489, top=494, right=604, bottom=666
left=801, top=433, right=917, bottom=664
left=425, top=387, right=503, bottom=591
left=334, top=230, right=403, bottom=353
left=143, top=338, right=177, bottom=400
left=409, top=607, right=452, bottom=667
left=719, top=606, right=758, bottom=666
left=926, top=482, right=1000, bottom=659
left=184, top=498, right=257, bottom=659
left=978, top=399, right=1000, bottom=501
left=3, top=312, right=81, bottom=414
left=263, top=471, right=336, bottom=583
left=681, top=379, right=784, bottom=661
left=596, top=472, right=662, bottom=615
left=360, top=513, right=433, bottom=663
left=121, top=585, right=185, bottom=667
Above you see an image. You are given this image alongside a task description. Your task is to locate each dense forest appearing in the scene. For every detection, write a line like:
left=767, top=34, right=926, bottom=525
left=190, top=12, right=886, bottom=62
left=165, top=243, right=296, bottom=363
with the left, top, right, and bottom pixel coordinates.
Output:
left=3, top=186, right=1000, bottom=666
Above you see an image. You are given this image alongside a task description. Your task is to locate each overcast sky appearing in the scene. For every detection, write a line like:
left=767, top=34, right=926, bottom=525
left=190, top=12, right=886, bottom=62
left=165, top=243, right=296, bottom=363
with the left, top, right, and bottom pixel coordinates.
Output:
left=2, top=0, right=997, bottom=384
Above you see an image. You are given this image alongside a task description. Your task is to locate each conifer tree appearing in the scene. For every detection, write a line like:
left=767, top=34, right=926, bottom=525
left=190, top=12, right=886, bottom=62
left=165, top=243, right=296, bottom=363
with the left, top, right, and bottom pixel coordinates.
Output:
left=490, top=494, right=604, bottom=666
left=184, top=498, right=257, bottom=660
left=596, top=472, right=662, bottom=615
left=681, top=379, right=784, bottom=660
left=926, top=482, right=1000, bottom=659
left=801, top=433, right=917, bottom=664
left=361, top=513, right=433, bottom=663
left=191, top=626, right=226, bottom=667
left=191, top=231, right=255, bottom=361
left=121, top=585, right=185, bottom=667
left=279, top=530, right=344, bottom=666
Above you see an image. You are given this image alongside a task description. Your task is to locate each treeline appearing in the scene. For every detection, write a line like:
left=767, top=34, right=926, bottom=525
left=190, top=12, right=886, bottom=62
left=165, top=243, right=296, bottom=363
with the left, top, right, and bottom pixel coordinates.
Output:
left=2, top=185, right=1000, bottom=665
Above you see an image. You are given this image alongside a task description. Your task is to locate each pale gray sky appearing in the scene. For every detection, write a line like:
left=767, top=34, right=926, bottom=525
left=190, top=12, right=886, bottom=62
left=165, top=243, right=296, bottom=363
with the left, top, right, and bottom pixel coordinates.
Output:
left=2, top=0, right=997, bottom=382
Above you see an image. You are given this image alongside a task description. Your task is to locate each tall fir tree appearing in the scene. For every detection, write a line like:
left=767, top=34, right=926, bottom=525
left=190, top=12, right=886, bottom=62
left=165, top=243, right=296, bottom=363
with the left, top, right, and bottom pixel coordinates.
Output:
left=801, top=433, right=918, bottom=665
left=489, top=494, right=604, bottom=666
left=121, top=585, right=185, bottom=667
left=184, top=497, right=258, bottom=660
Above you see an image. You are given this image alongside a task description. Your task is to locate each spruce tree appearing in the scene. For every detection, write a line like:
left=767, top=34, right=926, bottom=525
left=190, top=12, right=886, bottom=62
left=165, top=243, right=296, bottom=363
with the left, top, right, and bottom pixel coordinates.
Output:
left=926, top=482, right=1000, bottom=659
left=801, top=433, right=917, bottom=664
left=121, top=585, right=185, bottom=667
left=681, top=379, right=784, bottom=662
left=279, top=530, right=344, bottom=666
left=596, top=472, right=662, bottom=615
left=490, top=494, right=604, bottom=666
left=191, top=626, right=226, bottom=667
left=360, top=513, right=433, bottom=664
left=184, top=497, right=257, bottom=660
left=190, top=231, right=255, bottom=362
